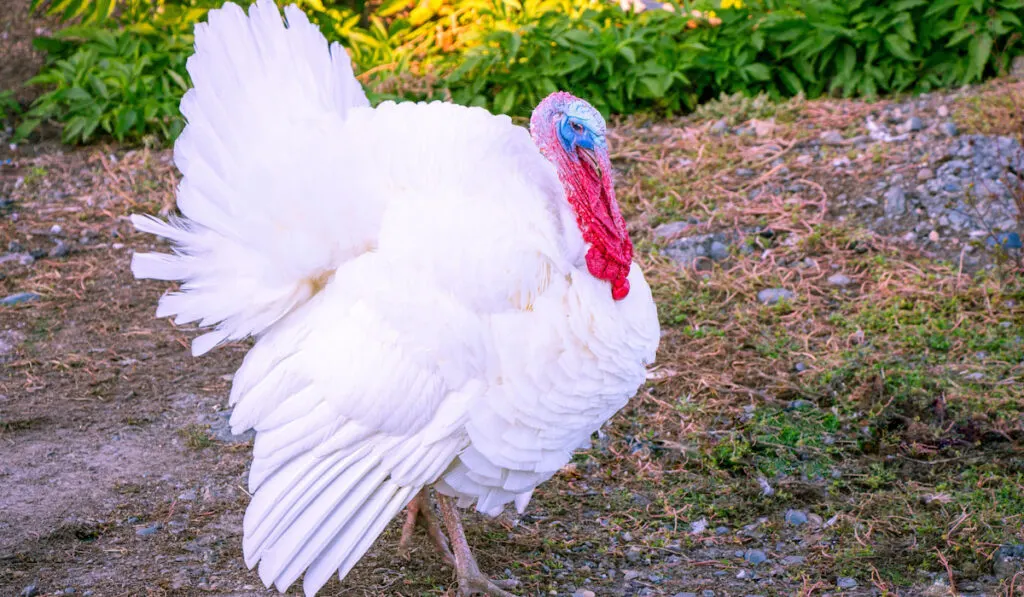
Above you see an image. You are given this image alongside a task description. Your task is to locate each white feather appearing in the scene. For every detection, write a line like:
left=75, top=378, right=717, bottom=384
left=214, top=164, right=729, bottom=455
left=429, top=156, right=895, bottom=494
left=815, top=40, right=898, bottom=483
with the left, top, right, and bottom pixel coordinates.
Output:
left=130, top=0, right=660, bottom=594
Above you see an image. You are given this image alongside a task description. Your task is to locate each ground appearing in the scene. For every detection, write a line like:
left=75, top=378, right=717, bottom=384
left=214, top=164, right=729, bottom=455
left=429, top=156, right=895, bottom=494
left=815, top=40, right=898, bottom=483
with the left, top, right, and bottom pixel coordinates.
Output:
left=2, top=9, right=1024, bottom=597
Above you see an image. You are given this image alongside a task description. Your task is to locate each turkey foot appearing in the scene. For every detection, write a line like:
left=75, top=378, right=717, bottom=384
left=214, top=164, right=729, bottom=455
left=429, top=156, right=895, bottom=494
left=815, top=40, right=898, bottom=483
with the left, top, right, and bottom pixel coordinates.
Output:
left=399, top=488, right=455, bottom=566
left=437, top=494, right=519, bottom=597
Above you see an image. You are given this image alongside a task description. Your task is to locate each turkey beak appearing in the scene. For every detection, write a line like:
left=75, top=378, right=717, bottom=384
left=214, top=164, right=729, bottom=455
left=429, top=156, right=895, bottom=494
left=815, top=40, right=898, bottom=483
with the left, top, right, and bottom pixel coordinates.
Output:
left=577, top=146, right=602, bottom=179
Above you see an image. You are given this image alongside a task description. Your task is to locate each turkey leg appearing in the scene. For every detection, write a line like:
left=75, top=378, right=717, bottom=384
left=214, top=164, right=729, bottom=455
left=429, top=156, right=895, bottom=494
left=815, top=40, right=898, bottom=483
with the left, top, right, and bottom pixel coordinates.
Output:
left=437, top=494, right=519, bottom=597
left=399, top=488, right=455, bottom=565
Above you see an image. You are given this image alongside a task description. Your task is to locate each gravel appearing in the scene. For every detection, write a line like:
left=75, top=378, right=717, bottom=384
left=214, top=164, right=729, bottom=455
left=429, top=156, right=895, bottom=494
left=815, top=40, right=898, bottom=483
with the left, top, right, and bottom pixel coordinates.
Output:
left=1, top=291, right=40, bottom=306
left=756, top=288, right=795, bottom=305
left=663, top=232, right=733, bottom=269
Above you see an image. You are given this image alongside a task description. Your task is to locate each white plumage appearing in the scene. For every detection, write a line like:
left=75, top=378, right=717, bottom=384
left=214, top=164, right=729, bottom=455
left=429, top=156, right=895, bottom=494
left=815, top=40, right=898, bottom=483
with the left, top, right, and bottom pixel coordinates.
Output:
left=130, top=1, right=660, bottom=595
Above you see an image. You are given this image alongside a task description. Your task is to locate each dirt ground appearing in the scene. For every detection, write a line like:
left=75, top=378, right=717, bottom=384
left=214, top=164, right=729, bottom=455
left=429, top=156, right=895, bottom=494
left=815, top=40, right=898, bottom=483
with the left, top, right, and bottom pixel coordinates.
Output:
left=2, top=6, right=1024, bottom=597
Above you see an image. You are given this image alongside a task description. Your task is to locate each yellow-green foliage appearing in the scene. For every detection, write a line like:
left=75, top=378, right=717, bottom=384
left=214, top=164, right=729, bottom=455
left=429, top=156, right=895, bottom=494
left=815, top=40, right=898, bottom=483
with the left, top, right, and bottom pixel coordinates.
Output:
left=15, top=0, right=1024, bottom=144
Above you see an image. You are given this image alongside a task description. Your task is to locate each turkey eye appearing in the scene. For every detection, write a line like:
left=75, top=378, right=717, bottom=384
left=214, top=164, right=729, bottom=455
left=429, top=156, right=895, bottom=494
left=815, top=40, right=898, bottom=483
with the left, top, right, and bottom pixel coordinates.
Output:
left=570, top=121, right=584, bottom=134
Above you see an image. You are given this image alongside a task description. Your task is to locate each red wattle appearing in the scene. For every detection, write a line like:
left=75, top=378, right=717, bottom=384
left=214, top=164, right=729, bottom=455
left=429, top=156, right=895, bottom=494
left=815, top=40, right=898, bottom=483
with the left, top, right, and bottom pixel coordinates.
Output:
left=611, top=277, right=630, bottom=300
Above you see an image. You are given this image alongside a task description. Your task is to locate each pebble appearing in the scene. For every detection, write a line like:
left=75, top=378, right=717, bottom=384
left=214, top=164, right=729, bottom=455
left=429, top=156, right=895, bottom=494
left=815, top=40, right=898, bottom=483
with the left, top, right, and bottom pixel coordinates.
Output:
left=993, top=544, right=1024, bottom=578
left=904, top=116, right=923, bottom=132
left=884, top=186, right=906, bottom=217
left=820, top=130, right=845, bottom=145
left=1, top=292, right=40, bottom=306
left=20, top=585, right=39, bottom=597
left=673, top=593, right=698, bottom=597
left=917, top=168, right=934, bottom=181
left=940, top=121, right=958, bottom=137
left=49, top=224, right=62, bottom=235
left=49, top=240, right=72, bottom=258
left=709, top=119, right=728, bottom=135
left=136, top=523, right=161, bottom=536
left=827, top=273, right=852, bottom=286
left=784, top=509, right=809, bottom=526
left=987, top=232, right=1023, bottom=249
left=787, top=399, right=814, bottom=410
left=690, top=517, right=708, bottom=534
left=780, top=555, right=806, bottom=566
left=573, top=591, right=596, bottom=597
left=793, top=362, right=808, bottom=373
left=626, top=546, right=643, bottom=562
left=735, top=168, right=755, bottom=178
left=937, top=105, right=949, bottom=117
left=623, top=570, right=640, bottom=581
left=743, top=549, right=768, bottom=565
left=836, top=577, right=858, bottom=589
left=756, top=288, right=794, bottom=305
left=652, top=221, right=692, bottom=240
left=715, top=526, right=730, bottom=535
left=929, top=230, right=940, bottom=242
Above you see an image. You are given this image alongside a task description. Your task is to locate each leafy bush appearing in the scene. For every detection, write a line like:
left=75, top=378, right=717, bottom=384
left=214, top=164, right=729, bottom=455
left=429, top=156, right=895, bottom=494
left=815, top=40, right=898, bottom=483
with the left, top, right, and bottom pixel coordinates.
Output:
left=13, top=0, right=1024, bottom=144
left=18, top=25, right=192, bottom=143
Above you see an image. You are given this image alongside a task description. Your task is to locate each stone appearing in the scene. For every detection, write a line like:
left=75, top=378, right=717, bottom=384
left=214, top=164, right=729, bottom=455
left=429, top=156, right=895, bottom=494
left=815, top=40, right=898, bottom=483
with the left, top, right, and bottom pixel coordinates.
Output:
left=827, top=273, right=852, bottom=286
left=136, top=523, right=161, bottom=536
left=573, top=591, right=596, bottom=597
left=626, top=546, right=643, bottom=563
left=743, top=549, right=768, bottom=565
left=917, top=168, right=934, bottom=181
left=994, top=544, right=1024, bottom=578
left=20, top=585, right=39, bottom=597
left=652, top=221, right=692, bottom=240
left=690, top=517, right=708, bottom=534
left=709, top=119, right=728, bottom=135
left=1, top=292, right=40, bottom=306
left=664, top=233, right=731, bottom=269
left=49, top=224, right=62, bottom=235
left=794, top=362, right=808, bottom=373
left=836, top=577, right=858, bottom=589
left=784, top=510, right=809, bottom=526
left=904, top=116, right=923, bottom=132
left=820, top=130, right=845, bottom=145
left=780, top=555, right=806, bottom=566
left=937, top=105, right=950, bottom=118
left=756, top=288, right=794, bottom=305
left=884, top=186, right=906, bottom=218
left=940, top=122, right=958, bottom=137
left=49, top=240, right=72, bottom=258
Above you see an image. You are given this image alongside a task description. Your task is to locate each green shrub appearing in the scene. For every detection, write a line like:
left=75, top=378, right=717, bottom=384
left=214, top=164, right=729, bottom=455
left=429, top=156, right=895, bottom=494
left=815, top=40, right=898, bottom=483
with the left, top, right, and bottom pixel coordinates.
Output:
left=13, top=0, right=1024, bottom=144
left=18, top=25, right=192, bottom=143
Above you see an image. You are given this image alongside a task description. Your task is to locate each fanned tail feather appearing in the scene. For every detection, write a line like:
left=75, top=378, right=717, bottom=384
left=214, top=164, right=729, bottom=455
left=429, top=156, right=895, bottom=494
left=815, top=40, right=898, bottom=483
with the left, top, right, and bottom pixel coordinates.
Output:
left=130, top=0, right=373, bottom=356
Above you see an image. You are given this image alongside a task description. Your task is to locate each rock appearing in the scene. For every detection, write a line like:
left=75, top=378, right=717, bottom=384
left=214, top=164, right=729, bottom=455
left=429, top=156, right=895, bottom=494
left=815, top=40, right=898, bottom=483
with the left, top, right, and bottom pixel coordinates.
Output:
left=626, top=546, right=642, bottom=563
left=673, top=593, right=698, bottom=597
left=709, top=119, right=728, bottom=135
left=940, top=122, right=958, bottom=137
left=1012, top=55, right=1024, bottom=79
left=136, top=523, right=161, bottom=536
left=690, top=517, right=707, bottom=534
left=715, top=526, right=730, bottom=535
left=709, top=241, right=729, bottom=261
left=49, top=224, right=62, bottom=235
left=929, top=230, right=940, bottom=242
left=794, top=362, right=808, bottom=373
left=49, top=240, right=72, bottom=258
left=735, top=168, right=755, bottom=178
left=664, top=233, right=731, bottom=269
left=787, top=399, right=814, bottom=410
left=903, top=116, right=923, bottom=132
left=917, top=168, right=934, bottom=181
left=623, top=570, right=640, bottom=581
left=994, top=544, right=1024, bottom=578
left=780, top=555, right=806, bottom=566
left=836, top=577, right=858, bottom=589
left=743, top=549, right=768, bottom=565
left=573, top=591, right=596, bottom=597
left=827, top=273, right=852, bottom=286
left=784, top=510, right=809, bottom=526
left=652, top=221, right=693, bottom=240
left=884, top=186, right=906, bottom=218
left=756, top=288, right=794, bottom=305
left=937, top=105, right=950, bottom=118
left=19, top=585, right=39, bottom=597
left=987, top=232, right=1023, bottom=250
left=1, top=292, right=40, bottom=306
left=820, top=130, right=845, bottom=145
left=7, top=240, right=22, bottom=252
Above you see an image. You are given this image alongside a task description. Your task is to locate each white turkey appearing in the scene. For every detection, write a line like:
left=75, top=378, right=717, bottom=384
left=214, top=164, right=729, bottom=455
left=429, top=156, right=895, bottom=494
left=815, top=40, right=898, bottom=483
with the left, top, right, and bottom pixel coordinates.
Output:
left=130, top=0, right=660, bottom=595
